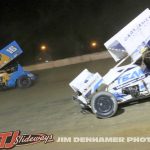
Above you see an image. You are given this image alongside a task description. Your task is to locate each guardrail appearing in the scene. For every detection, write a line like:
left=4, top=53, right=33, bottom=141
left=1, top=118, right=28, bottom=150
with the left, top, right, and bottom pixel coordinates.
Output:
left=24, top=51, right=111, bottom=71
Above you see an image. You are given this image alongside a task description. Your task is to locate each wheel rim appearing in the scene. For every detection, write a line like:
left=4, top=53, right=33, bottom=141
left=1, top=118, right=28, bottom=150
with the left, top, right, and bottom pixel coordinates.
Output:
left=95, top=95, right=114, bottom=113
left=22, top=78, right=29, bottom=86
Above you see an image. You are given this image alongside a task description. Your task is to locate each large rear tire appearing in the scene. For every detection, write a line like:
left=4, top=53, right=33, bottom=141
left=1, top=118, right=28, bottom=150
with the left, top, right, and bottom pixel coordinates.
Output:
left=17, top=76, right=32, bottom=88
left=91, top=91, right=118, bottom=119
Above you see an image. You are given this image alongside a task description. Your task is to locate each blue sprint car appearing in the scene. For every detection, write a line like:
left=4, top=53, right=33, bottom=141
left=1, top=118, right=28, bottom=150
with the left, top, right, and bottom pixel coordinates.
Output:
left=0, top=41, right=37, bottom=89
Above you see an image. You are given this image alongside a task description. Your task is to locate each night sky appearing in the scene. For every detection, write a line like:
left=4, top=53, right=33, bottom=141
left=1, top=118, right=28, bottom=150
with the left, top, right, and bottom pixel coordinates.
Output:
left=0, top=0, right=150, bottom=65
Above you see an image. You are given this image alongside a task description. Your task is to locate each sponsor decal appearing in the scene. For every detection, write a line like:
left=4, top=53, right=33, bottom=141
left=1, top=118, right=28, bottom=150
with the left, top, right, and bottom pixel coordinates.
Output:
left=124, top=15, right=150, bottom=42
left=0, top=130, right=54, bottom=149
left=117, top=69, right=144, bottom=84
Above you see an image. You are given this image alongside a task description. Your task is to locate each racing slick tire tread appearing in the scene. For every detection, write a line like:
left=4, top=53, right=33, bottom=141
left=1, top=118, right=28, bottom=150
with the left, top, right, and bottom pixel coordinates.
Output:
left=91, top=91, right=118, bottom=119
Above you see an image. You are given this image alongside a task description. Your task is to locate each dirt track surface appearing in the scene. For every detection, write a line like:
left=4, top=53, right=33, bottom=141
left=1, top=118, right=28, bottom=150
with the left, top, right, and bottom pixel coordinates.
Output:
left=1, top=58, right=150, bottom=150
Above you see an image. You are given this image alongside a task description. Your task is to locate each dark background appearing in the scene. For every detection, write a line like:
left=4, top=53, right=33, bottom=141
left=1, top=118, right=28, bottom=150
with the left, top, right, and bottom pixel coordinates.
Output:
left=0, top=0, right=150, bottom=65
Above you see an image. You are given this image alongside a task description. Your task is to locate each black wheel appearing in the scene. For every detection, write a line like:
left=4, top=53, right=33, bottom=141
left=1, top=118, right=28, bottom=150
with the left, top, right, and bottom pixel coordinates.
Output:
left=91, top=91, right=118, bottom=119
left=17, top=76, right=32, bottom=88
left=143, top=50, right=150, bottom=69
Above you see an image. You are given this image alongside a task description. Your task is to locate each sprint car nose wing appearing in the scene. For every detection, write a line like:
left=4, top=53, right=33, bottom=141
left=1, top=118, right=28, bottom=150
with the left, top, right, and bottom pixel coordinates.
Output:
left=0, top=41, right=23, bottom=69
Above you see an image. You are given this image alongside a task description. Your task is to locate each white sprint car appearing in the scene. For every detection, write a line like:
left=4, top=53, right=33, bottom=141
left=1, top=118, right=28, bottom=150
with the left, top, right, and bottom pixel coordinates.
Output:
left=69, top=8, right=150, bottom=118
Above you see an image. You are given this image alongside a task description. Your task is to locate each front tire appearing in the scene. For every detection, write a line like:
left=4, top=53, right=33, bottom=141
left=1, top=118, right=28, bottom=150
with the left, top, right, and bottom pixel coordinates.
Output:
left=91, top=91, right=118, bottom=119
left=17, top=76, right=32, bottom=88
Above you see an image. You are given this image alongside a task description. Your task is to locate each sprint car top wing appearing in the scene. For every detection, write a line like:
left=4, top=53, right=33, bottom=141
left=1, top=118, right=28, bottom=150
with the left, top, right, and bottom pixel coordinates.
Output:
left=104, top=8, right=150, bottom=62
left=0, top=41, right=23, bottom=69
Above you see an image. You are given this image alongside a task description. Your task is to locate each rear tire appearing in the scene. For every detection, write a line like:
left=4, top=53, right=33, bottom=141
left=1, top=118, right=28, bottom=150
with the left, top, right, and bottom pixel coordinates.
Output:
left=91, top=91, right=118, bottom=119
left=17, top=76, right=32, bottom=88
